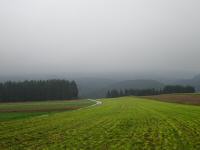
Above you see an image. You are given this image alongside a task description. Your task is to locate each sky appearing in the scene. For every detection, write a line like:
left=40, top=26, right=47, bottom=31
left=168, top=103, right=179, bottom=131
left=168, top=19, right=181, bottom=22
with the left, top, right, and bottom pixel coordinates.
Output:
left=0, top=0, right=200, bottom=79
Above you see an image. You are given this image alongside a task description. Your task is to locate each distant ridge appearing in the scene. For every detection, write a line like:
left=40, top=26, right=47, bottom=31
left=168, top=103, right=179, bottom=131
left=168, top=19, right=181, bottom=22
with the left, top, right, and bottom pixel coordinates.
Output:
left=76, top=78, right=116, bottom=98
left=108, top=79, right=164, bottom=90
left=80, top=79, right=164, bottom=98
left=176, top=74, right=200, bottom=91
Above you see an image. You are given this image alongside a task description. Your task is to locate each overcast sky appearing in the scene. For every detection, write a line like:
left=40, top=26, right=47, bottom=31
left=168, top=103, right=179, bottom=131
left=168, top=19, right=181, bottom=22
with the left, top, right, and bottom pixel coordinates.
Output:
left=0, top=0, right=200, bottom=79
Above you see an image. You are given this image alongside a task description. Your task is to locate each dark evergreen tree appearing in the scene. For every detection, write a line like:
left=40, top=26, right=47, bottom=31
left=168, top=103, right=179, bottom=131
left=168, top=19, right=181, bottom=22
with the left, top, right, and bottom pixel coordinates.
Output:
left=163, top=85, right=195, bottom=94
left=70, top=81, right=79, bottom=99
left=110, top=89, right=119, bottom=98
left=106, top=85, right=195, bottom=98
left=0, top=79, right=79, bottom=102
left=106, top=90, right=111, bottom=98
left=119, top=89, right=124, bottom=97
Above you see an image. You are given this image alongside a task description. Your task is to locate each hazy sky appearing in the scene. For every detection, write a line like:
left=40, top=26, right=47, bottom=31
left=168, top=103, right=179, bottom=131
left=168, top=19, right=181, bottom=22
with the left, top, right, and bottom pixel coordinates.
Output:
left=0, top=0, right=200, bottom=78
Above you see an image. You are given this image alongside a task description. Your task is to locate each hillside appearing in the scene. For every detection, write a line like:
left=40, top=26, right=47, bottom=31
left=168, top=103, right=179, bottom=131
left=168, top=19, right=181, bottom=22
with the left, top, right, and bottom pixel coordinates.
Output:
left=1, top=97, right=200, bottom=149
left=108, top=79, right=164, bottom=89
left=0, top=100, right=95, bottom=121
left=85, top=79, right=164, bottom=98
left=76, top=78, right=116, bottom=98
left=176, top=74, right=200, bottom=91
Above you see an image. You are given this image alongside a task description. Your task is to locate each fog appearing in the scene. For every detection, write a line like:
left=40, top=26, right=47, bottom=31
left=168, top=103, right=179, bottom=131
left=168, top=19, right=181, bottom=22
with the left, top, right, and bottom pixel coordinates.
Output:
left=0, top=0, right=200, bottom=80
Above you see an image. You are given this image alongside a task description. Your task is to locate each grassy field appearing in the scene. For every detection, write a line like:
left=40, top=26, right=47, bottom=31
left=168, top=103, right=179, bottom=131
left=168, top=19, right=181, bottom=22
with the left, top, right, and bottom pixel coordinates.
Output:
left=1, top=97, right=200, bottom=149
left=0, top=100, right=95, bottom=121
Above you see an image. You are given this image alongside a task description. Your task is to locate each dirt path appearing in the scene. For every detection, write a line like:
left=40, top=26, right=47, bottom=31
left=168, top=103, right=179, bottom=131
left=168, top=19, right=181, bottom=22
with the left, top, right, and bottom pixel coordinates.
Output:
left=79, top=99, right=102, bottom=109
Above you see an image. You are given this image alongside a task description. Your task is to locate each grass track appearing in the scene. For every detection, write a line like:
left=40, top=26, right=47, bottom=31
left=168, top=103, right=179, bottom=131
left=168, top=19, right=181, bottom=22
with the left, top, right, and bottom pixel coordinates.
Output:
left=0, top=97, right=200, bottom=149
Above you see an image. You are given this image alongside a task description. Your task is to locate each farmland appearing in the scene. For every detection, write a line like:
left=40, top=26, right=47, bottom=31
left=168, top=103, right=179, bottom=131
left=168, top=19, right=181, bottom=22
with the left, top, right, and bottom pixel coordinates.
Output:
left=144, top=93, right=200, bottom=105
left=0, top=96, right=200, bottom=149
left=0, top=99, right=95, bottom=121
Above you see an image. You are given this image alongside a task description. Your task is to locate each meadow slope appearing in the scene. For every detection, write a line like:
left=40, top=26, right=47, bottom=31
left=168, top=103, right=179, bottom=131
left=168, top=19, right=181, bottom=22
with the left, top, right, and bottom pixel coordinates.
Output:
left=1, top=97, right=200, bottom=149
left=0, top=99, right=95, bottom=121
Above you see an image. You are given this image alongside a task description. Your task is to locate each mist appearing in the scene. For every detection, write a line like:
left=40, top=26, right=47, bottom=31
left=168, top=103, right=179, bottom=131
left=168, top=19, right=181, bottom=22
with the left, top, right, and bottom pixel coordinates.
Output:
left=0, top=0, right=200, bottom=80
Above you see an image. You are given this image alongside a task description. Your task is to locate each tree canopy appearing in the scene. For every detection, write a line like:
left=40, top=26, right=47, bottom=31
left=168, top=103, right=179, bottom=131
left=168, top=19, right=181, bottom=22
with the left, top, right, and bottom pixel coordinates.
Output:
left=0, top=79, right=79, bottom=102
left=106, top=85, right=195, bottom=98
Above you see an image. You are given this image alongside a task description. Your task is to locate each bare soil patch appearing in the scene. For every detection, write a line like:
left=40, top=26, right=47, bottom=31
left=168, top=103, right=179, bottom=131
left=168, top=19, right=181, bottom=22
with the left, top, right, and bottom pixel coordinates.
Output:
left=144, top=94, right=200, bottom=105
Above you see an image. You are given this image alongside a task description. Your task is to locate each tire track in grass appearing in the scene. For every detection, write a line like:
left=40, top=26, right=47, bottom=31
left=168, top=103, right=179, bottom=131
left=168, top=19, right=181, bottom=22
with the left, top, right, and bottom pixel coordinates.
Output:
left=139, top=101, right=190, bottom=149
left=38, top=99, right=101, bottom=118
left=87, top=99, right=102, bottom=107
left=78, top=99, right=102, bottom=110
left=1, top=97, right=200, bottom=149
left=134, top=101, right=188, bottom=149
left=146, top=101, right=200, bottom=149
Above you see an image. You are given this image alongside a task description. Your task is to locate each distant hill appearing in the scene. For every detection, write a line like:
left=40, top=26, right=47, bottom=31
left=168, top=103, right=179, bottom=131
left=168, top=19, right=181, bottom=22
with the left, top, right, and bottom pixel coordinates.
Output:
left=75, top=78, right=116, bottom=98
left=107, top=79, right=164, bottom=90
left=176, top=74, right=200, bottom=91
left=81, top=79, right=164, bottom=98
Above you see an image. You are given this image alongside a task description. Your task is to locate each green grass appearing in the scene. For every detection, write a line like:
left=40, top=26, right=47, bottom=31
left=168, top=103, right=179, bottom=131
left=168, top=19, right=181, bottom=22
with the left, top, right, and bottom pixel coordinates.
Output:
left=1, top=97, right=200, bottom=149
left=0, top=112, right=48, bottom=121
left=0, top=99, right=95, bottom=121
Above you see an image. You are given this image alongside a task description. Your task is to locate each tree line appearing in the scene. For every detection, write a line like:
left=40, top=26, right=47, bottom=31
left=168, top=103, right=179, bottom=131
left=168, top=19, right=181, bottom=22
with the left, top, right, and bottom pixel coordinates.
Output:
left=106, top=85, right=195, bottom=98
left=163, top=85, right=195, bottom=94
left=0, top=79, right=78, bottom=102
